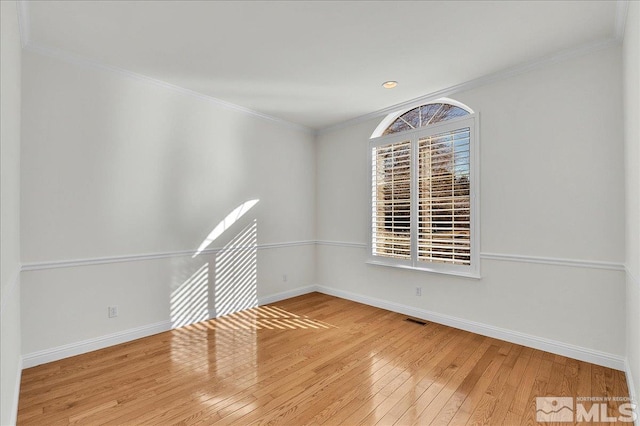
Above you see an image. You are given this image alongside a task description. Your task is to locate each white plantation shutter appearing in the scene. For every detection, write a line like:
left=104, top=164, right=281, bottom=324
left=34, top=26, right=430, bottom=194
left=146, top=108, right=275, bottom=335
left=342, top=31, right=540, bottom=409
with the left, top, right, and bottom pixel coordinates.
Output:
left=371, top=140, right=412, bottom=260
left=418, top=128, right=471, bottom=265
left=369, top=102, right=478, bottom=277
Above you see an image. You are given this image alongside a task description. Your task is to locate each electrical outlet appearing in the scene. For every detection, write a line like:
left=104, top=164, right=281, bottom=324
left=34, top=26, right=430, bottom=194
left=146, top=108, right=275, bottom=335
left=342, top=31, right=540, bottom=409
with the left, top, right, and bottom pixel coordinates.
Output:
left=415, top=287, right=422, bottom=296
left=283, top=274, right=288, bottom=282
left=108, top=306, right=118, bottom=318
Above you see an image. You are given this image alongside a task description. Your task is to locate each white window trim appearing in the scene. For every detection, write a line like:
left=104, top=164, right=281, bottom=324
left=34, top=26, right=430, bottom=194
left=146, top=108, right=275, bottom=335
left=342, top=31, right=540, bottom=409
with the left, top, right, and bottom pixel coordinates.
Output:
left=367, top=112, right=481, bottom=279
left=370, top=97, right=475, bottom=139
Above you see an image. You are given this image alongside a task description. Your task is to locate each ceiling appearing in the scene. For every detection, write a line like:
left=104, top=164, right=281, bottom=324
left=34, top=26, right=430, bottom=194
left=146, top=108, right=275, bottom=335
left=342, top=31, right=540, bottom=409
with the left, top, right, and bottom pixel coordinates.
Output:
left=23, top=1, right=623, bottom=130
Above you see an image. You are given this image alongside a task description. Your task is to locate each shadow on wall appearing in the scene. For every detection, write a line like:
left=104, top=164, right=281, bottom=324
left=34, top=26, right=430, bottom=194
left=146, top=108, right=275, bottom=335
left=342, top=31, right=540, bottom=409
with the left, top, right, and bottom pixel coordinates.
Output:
left=170, top=200, right=259, bottom=329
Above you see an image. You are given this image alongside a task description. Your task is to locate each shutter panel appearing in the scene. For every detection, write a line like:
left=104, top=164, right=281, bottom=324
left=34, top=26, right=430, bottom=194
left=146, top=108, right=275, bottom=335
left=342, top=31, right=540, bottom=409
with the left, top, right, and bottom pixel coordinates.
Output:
left=418, top=128, right=471, bottom=265
left=371, top=140, right=412, bottom=260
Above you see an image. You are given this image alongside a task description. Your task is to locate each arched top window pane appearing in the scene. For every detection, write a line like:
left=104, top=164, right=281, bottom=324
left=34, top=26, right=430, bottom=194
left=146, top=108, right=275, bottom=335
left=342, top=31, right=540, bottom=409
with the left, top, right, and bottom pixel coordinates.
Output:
left=383, top=103, right=470, bottom=136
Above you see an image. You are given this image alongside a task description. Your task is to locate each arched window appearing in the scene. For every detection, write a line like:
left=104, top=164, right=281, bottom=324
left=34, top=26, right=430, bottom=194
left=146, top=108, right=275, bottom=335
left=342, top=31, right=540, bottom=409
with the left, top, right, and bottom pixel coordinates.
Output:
left=383, top=102, right=470, bottom=135
left=368, top=99, right=479, bottom=278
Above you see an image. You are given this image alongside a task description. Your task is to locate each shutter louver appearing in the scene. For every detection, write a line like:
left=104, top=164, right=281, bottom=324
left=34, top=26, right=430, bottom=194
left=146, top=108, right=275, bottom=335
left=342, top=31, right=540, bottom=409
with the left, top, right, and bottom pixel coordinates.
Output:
left=418, top=128, right=471, bottom=265
left=369, top=101, right=477, bottom=277
left=372, top=140, right=412, bottom=260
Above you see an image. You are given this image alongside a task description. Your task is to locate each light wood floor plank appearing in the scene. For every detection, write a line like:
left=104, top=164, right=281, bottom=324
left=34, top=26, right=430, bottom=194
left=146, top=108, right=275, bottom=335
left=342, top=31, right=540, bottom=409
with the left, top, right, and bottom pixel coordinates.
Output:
left=17, top=292, right=631, bottom=425
left=384, top=333, right=483, bottom=425
left=442, top=343, right=509, bottom=426
left=463, top=344, right=522, bottom=426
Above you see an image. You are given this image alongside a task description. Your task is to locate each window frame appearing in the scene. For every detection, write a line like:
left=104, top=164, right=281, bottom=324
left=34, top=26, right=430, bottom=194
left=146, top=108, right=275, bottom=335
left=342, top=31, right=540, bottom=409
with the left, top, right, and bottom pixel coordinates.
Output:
left=367, top=111, right=480, bottom=279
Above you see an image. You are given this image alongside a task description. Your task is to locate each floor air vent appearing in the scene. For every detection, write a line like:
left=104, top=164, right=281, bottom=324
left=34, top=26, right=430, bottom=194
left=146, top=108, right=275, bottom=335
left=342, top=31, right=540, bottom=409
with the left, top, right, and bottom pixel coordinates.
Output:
left=405, top=318, right=428, bottom=326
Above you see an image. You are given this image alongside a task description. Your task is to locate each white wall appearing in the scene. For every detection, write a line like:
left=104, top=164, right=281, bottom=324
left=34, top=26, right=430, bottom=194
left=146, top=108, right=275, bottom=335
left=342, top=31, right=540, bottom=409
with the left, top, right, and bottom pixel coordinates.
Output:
left=317, top=45, right=626, bottom=366
left=11, top=4, right=636, bottom=413
left=20, top=50, right=316, bottom=362
left=0, top=1, right=22, bottom=424
left=624, top=0, right=640, bottom=404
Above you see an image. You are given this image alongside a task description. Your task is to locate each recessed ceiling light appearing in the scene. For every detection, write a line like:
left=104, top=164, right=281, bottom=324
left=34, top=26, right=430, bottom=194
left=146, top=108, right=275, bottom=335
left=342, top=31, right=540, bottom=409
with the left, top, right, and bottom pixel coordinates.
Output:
left=382, top=81, right=398, bottom=89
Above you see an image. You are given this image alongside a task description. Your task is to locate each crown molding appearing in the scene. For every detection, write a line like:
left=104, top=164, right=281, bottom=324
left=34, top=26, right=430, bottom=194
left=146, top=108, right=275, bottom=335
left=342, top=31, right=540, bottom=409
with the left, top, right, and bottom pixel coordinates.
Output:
left=16, top=1, right=626, bottom=138
left=615, top=0, right=630, bottom=41
left=23, top=41, right=314, bottom=135
left=318, top=36, right=619, bottom=135
left=17, top=0, right=311, bottom=133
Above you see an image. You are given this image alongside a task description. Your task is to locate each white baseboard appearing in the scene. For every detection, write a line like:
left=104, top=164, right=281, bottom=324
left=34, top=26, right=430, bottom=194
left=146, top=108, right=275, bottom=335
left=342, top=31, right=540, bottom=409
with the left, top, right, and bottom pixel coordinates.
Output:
left=21, top=284, right=626, bottom=374
left=22, top=320, right=172, bottom=369
left=202, top=286, right=316, bottom=319
left=627, top=359, right=638, bottom=402
left=258, top=285, right=317, bottom=305
left=625, top=358, right=639, bottom=426
left=315, top=285, right=626, bottom=371
left=10, top=356, right=23, bottom=426
left=20, top=285, right=317, bottom=369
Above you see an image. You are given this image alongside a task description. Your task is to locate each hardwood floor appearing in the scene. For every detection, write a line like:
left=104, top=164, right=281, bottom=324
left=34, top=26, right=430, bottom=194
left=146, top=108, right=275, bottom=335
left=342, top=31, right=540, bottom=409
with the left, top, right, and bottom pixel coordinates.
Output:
left=17, top=292, right=631, bottom=425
